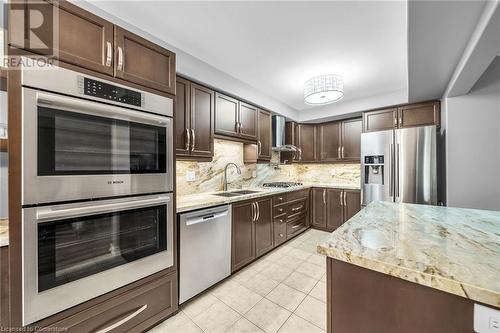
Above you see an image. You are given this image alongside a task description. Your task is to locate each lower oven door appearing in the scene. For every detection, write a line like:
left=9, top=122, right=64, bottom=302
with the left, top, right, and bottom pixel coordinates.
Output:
left=22, top=193, right=173, bottom=325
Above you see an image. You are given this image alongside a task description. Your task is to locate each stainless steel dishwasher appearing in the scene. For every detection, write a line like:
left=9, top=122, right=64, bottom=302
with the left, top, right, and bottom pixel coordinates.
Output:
left=179, top=205, right=232, bottom=304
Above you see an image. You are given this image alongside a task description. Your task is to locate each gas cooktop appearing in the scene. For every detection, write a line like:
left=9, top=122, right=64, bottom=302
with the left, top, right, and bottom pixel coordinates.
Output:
left=262, top=182, right=303, bottom=188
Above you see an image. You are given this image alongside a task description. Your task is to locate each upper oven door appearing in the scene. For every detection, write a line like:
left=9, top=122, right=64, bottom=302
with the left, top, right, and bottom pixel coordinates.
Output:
left=22, top=87, right=173, bottom=205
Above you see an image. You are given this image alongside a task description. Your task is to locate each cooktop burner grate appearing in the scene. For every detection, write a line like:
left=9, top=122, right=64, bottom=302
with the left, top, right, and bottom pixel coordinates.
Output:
left=262, top=182, right=303, bottom=188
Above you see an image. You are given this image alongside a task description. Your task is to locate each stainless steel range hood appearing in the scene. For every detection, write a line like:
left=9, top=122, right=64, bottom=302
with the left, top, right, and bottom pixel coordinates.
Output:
left=272, top=115, right=298, bottom=152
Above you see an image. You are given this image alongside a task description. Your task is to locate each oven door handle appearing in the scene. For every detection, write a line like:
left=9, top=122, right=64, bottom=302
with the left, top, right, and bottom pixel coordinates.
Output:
left=36, top=196, right=170, bottom=222
left=36, top=91, right=168, bottom=126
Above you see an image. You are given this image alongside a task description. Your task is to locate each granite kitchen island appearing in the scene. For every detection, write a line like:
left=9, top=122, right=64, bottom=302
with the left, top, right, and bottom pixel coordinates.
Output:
left=317, top=202, right=500, bottom=333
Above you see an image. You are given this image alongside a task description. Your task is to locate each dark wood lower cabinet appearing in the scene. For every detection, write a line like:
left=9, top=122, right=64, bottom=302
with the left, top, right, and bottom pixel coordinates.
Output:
left=232, top=201, right=256, bottom=272
left=31, top=270, right=177, bottom=333
left=327, top=259, right=476, bottom=333
left=311, top=188, right=361, bottom=232
left=254, top=198, right=273, bottom=257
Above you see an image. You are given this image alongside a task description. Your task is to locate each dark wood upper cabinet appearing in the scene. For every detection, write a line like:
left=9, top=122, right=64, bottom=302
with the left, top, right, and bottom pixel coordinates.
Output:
left=363, top=101, right=440, bottom=133
left=297, top=124, right=317, bottom=162
left=362, top=108, right=397, bottom=133
left=341, top=118, right=362, bottom=160
left=232, top=201, right=255, bottom=272
left=175, top=77, right=191, bottom=156
left=190, top=83, right=214, bottom=158
left=326, top=189, right=343, bottom=230
left=344, top=190, right=361, bottom=222
left=239, top=102, right=258, bottom=140
left=10, top=1, right=114, bottom=76
left=114, top=26, right=175, bottom=95
left=257, top=110, right=272, bottom=160
left=397, top=101, right=440, bottom=128
left=318, top=122, right=341, bottom=161
left=215, top=93, right=239, bottom=138
left=175, top=77, right=214, bottom=160
left=312, top=188, right=327, bottom=228
left=254, top=198, right=273, bottom=257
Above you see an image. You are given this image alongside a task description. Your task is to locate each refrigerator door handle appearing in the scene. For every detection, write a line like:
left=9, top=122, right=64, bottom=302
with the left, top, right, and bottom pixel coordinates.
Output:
left=395, top=143, right=400, bottom=201
left=389, top=143, right=393, bottom=198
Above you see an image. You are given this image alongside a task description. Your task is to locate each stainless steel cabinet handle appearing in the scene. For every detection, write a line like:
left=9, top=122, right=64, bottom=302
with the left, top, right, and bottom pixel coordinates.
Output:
left=291, top=206, right=303, bottom=212
left=185, top=128, right=191, bottom=151
left=343, top=192, right=347, bottom=206
left=279, top=233, right=284, bottom=237
left=299, top=148, right=303, bottom=161
left=337, top=146, right=341, bottom=159
left=239, top=122, right=243, bottom=132
left=398, top=115, right=402, bottom=127
left=251, top=202, right=256, bottom=222
left=323, top=189, right=326, bottom=205
left=117, top=46, right=124, bottom=71
left=341, top=146, right=345, bottom=159
left=291, top=224, right=300, bottom=229
left=191, top=129, right=196, bottom=151
left=393, top=116, right=397, bottom=127
left=105, top=41, right=112, bottom=67
left=95, top=304, right=148, bottom=333
left=256, top=202, right=260, bottom=221
left=257, top=141, right=262, bottom=156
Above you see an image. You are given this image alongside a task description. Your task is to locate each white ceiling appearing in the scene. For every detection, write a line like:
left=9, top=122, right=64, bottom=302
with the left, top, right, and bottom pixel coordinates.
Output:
left=86, top=1, right=407, bottom=116
left=83, top=0, right=489, bottom=122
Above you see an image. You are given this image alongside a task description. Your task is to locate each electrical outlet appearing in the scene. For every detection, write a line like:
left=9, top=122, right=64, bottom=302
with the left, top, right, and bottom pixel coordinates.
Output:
left=474, top=304, right=500, bottom=333
left=186, top=171, right=196, bottom=182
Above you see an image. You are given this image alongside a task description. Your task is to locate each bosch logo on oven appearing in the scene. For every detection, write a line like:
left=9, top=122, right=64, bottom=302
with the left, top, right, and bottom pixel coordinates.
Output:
left=107, top=180, right=125, bottom=185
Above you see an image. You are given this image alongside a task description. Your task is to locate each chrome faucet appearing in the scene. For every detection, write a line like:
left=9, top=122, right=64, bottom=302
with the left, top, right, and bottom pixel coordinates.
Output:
left=223, top=162, right=242, bottom=191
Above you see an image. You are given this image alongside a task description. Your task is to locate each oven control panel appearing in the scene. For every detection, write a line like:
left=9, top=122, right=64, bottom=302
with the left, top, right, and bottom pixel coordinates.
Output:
left=78, top=76, right=144, bottom=107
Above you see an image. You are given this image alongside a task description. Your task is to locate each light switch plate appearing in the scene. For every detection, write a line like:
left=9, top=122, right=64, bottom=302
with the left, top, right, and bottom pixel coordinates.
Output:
left=186, top=171, right=196, bottom=182
left=474, top=304, right=500, bottom=333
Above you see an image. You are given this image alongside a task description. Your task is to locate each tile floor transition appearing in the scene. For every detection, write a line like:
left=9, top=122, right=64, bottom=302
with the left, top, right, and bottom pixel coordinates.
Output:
left=148, top=229, right=330, bottom=333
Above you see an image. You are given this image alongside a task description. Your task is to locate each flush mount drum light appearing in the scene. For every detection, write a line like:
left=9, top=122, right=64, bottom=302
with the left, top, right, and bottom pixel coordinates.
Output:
left=304, top=74, right=344, bottom=105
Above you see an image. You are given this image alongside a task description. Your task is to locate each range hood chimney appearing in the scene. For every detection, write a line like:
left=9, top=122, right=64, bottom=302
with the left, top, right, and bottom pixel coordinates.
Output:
left=272, top=115, right=299, bottom=152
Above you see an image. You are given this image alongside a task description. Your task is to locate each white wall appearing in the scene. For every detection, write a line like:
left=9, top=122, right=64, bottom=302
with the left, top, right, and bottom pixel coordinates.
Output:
left=443, top=57, right=500, bottom=210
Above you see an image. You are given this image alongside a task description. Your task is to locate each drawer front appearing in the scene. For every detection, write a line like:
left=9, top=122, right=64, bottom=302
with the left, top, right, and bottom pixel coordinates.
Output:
left=287, top=189, right=310, bottom=202
left=42, top=271, right=177, bottom=333
left=286, top=199, right=307, bottom=219
left=273, top=194, right=287, bottom=206
left=273, top=205, right=286, bottom=217
left=287, top=215, right=307, bottom=239
left=273, top=220, right=287, bottom=246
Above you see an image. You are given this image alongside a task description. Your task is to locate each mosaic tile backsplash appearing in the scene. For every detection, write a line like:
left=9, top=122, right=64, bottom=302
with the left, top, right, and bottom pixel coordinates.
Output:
left=176, top=139, right=361, bottom=196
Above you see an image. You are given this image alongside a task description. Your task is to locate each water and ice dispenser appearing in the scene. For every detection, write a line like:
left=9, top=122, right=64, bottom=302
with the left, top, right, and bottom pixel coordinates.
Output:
left=364, top=155, right=385, bottom=185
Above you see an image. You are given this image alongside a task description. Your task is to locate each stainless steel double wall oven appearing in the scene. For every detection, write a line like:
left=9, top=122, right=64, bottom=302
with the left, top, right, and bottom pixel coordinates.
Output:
left=20, top=60, right=174, bottom=325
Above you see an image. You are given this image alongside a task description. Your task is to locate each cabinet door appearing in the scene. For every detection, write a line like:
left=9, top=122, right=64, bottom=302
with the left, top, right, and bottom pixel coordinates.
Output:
left=114, top=26, right=175, bottom=94
left=344, top=190, right=361, bottom=222
left=257, top=110, right=272, bottom=160
left=341, top=118, right=362, bottom=160
left=232, top=201, right=255, bottom=272
left=215, top=93, right=239, bottom=137
left=297, top=124, right=317, bottom=162
left=318, top=122, right=341, bottom=161
left=11, top=1, right=114, bottom=76
left=398, top=101, right=440, bottom=128
left=363, top=108, right=397, bottom=133
left=175, top=77, right=191, bottom=157
left=190, top=83, right=214, bottom=158
left=239, top=102, right=258, bottom=140
left=254, top=198, right=273, bottom=257
left=326, top=189, right=344, bottom=231
left=311, top=188, right=327, bottom=228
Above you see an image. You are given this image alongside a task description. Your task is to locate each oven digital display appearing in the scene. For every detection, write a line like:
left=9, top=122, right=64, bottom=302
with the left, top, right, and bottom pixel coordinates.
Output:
left=79, top=77, right=143, bottom=107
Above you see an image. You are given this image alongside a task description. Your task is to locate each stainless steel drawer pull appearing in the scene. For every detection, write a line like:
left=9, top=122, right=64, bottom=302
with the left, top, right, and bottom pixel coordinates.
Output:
left=191, top=129, right=196, bottom=151
left=291, top=224, right=301, bottom=229
left=279, top=233, right=284, bottom=237
left=185, top=128, right=191, bottom=151
left=117, top=46, right=124, bottom=71
left=291, top=206, right=303, bottom=212
left=94, top=304, right=148, bottom=333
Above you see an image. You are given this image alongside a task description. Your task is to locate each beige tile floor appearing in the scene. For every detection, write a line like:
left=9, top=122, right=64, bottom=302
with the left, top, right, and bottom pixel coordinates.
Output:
left=148, top=229, right=330, bottom=333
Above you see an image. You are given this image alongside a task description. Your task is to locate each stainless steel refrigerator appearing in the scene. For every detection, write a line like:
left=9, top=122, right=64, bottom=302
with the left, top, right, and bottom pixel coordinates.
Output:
left=361, top=125, right=437, bottom=206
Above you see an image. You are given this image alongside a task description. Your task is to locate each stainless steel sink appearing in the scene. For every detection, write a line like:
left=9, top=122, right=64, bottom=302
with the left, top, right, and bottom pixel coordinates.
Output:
left=213, top=190, right=260, bottom=197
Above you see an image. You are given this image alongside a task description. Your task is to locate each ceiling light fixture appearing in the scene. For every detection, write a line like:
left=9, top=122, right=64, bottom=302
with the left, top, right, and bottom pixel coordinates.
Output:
left=304, top=74, right=344, bottom=105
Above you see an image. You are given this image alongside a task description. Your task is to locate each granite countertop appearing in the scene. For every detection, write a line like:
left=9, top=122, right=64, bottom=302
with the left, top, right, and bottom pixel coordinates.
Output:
left=177, top=183, right=360, bottom=213
left=317, top=201, right=500, bottom=308
left=0, top=219, right=8, bottom=247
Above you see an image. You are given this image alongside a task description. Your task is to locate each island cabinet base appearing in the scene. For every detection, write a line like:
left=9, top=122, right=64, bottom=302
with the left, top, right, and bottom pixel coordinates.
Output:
left=327, top=259, right=475, bottom=333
